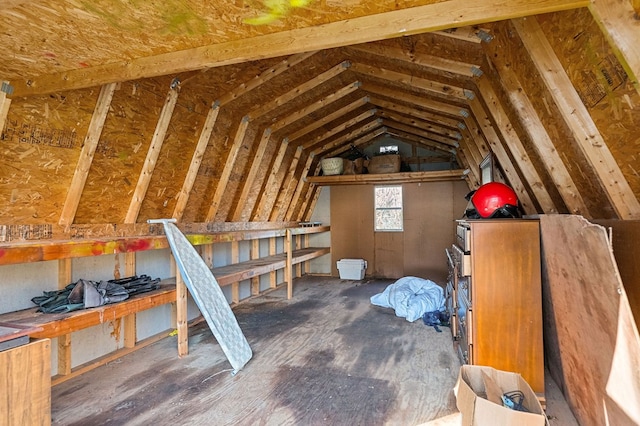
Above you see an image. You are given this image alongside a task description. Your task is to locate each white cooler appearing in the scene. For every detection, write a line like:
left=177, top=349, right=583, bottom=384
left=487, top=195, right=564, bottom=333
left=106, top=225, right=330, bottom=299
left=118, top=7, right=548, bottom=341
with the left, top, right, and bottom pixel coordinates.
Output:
left=337, top=259, right=367, bottom=280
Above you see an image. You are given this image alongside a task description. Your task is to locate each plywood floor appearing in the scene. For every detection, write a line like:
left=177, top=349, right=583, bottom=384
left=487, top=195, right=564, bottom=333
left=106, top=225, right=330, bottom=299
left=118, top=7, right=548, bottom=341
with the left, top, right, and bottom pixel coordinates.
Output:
left=50, top=276, right=577, bottom=425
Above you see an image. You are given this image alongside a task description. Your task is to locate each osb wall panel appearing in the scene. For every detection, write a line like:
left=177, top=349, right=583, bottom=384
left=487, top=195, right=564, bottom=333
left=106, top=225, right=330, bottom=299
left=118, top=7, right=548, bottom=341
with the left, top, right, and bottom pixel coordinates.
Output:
left=0, top=88, right=97, bottom=224
left=537, top=9, right=640, bottom=202
left=485, top=20, right=615, bottom=218
left=73, top=78, right=172, bottom=223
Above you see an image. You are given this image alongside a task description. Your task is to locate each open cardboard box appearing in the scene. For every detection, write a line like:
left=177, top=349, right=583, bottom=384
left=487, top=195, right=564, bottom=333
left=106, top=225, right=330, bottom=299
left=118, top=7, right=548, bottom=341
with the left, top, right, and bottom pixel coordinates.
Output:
left=454, top=365, right=549, bottom=426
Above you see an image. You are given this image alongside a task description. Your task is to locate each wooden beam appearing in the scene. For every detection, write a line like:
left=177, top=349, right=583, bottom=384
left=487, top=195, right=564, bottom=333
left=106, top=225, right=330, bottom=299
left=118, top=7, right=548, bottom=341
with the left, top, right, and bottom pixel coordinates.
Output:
left=363, top=83, right=467, bottom=117
left=301, top=109, right=379, bottom=150
left=482, top=58, right=590, bottom=216
left=0, top=82, right=11, bottom=134
left=11, top=0, right=588, bottom=97
left=172, top=103, right=220, bottom=221
left=322, top=127, right=387, bottom=159
left=247, top=61, right=351, bottom=120
left=205, top=116, right=251, bottom=221
left=350, top=62, right=468, bottom=100
left=284, top=153, right=316, bottom=221
left=269, top=146, right=304, bottom=221
left=347, top=45, right=478, bottom=77
left=589, top=0, right=640, bottom=94
left=230, top=127, right=273, bottom=222
left=368, top=97, right=461, bottom=129
left=58, top=83, right=117, bottom=227
left=217, top=51, right=318, bottom=107
left=313, top=118, right=384, bottom=155
left=513, top=17, right=640, bottom=219
left=373, top=103, right=463, bottom=139
left=252, top=139, right=289, bottom=221
left=473, top=77, right=558, bottom=213
left=124, top=87, right=179, bottom=223
left=381, top=126, right=457, bottom=154
left=123, top=252, right=137, bottom=349
left=288, top=94, right=368, bottom=142
left=466, top=97, right=537, bottom=214
left=380, top=116, right=460, bottom=148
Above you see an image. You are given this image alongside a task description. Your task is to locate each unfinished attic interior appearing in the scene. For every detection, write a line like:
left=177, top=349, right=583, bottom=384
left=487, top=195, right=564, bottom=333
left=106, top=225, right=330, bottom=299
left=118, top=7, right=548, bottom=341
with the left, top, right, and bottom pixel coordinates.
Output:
left=1, top=0, right=640, bottom=424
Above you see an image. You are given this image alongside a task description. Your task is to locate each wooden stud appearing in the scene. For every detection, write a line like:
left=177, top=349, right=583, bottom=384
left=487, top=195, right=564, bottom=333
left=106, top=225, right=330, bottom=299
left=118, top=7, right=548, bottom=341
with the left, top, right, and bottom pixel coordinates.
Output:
left=380, top=125, right=457, bottom=155
left=251, top=239, right=260, bottom=295
left=269, top=237, right=277, bottom=289
left=513, top=17, right=640, bottom=219
left=58, top=83, right=117, bottom=227
left=302, top=109, right=379, bottom=150
left=285, top=229, right=293, bottom=300
left=123, top=252, right=137, bottom=349
left=173, top=103, right=220, bottom=221
left=313, top=119, right=384, bottom=155
left=176, top=270, right=188, bottom=357
left=375, top=106, right=462, bottom=140
left=0, top=82, right=11, bottom=134
left=324, top=128, right=387, bottom=158
left=125, top=87, right=179, bottom=224
left=231, top=241, right=240, bottom=304
left=369, top=97, right=461, bottom=129
left=363, top=83, right=466, bottom=117
left=57, top=257, right=72, bottom=376
left=382, top=118, right=459, bottom=148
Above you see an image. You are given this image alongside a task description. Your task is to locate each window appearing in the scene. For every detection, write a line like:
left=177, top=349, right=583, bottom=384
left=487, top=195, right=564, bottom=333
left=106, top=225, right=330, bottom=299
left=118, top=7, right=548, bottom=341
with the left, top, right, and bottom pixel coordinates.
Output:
left=379, top=145, right=398, bottom=155
left=374, top=185, right=403, bottom=232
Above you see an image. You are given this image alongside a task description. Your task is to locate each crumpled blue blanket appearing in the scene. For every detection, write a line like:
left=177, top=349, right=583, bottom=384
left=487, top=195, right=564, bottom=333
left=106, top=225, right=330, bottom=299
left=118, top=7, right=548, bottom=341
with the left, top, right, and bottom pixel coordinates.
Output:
left=370, top=276, right=445, bottom=322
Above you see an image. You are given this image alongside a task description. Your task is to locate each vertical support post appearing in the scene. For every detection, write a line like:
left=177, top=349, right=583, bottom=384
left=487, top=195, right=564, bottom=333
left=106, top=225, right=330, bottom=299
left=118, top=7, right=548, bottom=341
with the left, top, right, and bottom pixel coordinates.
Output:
left=231, top=241, right=240, bottom=303
left=286, top=229, right=293, bottom=300
left=176, top=270, right=188, bottom=357
left=123, top=252, right=137, bottom=349
left=269, top=237, right=277, bottom=289
left=57, top=258, right=72, bottom=376
left=251, top=239, right=260, bottom=295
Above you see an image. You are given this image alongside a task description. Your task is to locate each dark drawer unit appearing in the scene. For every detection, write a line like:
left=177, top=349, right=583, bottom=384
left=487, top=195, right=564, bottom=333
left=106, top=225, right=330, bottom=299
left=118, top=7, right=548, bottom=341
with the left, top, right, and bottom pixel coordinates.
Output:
left=445, top=219, right=545, bottom=396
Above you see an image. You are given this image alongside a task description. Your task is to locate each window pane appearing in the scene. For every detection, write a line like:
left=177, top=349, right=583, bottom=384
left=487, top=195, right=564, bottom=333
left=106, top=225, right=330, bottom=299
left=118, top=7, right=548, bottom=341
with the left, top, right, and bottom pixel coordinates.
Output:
left=375, top=209, right=403, bottom=231
left=374, top=186, right=402, bottom=208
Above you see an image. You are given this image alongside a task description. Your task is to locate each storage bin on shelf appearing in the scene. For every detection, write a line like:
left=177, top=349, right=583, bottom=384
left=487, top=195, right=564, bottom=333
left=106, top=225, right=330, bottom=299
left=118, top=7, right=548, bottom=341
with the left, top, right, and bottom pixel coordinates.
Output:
left=337, top=259, right=367, bottom=280
left=367, top=154, right=401, bottom=174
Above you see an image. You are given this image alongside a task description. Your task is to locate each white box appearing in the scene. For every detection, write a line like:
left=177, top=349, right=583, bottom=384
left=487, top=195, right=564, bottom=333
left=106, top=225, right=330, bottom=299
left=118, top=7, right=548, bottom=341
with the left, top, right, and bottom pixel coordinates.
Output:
left=337, top=259, right=367, bottom=280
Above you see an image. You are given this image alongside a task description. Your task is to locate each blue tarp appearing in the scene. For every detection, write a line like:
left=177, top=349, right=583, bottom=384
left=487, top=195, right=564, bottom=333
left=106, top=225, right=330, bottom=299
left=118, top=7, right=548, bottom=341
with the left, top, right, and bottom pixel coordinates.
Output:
left=370, top=276, right=445, bottom=322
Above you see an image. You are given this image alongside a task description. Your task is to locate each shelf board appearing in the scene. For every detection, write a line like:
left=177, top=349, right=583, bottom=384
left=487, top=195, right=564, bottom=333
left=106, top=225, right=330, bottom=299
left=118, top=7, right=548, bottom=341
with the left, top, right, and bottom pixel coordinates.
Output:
left=305, top=169, right=469, bottom=185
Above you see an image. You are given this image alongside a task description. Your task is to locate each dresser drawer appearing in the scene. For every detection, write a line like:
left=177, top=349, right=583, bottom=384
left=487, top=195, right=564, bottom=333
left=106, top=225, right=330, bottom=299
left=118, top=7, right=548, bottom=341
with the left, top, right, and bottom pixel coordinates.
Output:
left=451, top=244, right=471, bottom=276
left=456, top=223, right=471, bottom=252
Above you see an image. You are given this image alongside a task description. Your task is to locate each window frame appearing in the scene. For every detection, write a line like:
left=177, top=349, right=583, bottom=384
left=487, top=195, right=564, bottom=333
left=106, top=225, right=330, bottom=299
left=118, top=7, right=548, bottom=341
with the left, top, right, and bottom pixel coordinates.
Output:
left=374, top=185, right=404, bottom=232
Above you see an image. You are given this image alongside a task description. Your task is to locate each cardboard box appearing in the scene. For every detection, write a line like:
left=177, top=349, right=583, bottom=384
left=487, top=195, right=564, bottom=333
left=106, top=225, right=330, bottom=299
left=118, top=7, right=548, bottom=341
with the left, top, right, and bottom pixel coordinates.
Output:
left=455, top=365, right=548, bottom=426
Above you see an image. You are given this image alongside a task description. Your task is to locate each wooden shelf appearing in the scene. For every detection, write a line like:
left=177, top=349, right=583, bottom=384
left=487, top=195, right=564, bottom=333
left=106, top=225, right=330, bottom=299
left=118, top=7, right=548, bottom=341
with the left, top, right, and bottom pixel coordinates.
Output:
left=212, top=247, right=330, bottom=287
left=305, top=169, right=468, bottom=185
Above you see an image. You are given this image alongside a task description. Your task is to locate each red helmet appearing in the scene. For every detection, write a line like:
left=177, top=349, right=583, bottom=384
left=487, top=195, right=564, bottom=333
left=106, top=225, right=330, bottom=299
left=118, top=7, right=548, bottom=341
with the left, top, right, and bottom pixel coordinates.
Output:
left=466, top=182, right=521, bottom=219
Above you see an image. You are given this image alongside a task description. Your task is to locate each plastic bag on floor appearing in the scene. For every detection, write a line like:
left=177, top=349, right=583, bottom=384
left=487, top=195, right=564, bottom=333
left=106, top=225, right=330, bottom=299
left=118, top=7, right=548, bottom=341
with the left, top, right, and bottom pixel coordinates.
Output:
left=370, top=276, right=445, bottom=322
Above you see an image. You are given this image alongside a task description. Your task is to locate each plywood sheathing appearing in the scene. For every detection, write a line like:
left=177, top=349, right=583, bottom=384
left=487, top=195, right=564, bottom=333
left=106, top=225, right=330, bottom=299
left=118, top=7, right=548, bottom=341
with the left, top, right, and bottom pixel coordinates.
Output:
left=540, top=215, right=640, bottom=426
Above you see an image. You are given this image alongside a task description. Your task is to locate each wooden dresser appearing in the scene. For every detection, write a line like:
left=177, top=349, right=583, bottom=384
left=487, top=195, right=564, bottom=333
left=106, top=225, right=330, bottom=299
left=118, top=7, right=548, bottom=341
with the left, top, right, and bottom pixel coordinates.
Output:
left=446, top=219, right=544, bottom=395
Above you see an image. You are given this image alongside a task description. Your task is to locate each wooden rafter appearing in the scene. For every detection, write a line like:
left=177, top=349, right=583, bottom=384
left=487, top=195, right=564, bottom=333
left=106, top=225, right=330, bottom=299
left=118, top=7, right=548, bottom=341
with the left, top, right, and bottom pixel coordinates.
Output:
left=363, top=83, right=467, bottom=117
left=217, top=51, right=319, bottom=107
left=324, top=127, right=387, bottom=158
left=58, top=83, right=117, bottom=227
left=268, top=146, right=304, bottom=221
left=473, top=78, right=558, bottom=213
left=0, top=81, right=10, bottom=133
left=173, top=103, right=220, bottom=221
left=350, top=62, right=468, bottom=100
left=368, top=97, right=462, bottom=129
left=466, top=98, right=537, bottom=214
left=481, top=60, right=590, bottom=216
left=301, top=109, right=379, bottom=150
left=287, top=94, right=368, bottom=142
left=374, top=106, right=462, bottom=140
left=378, top=113, right=460, bottom=147
left=11, top=0, right=589, bottom=97
left=513, top=17, right=640, bottom=219
left=306, top=169, right=468, bottom=185
left=284, top=153, right=316, bottom=221
left=382, top=127, right=457, bottom=155
left=124, top=87, right=179, bottom=224
left=347, top=44, right=478, bottom=78
left=205, top=116, right=250, bottom=221
left=252, top=139, right=289, bottom=221
left=314, top=118, right=384, bottom=155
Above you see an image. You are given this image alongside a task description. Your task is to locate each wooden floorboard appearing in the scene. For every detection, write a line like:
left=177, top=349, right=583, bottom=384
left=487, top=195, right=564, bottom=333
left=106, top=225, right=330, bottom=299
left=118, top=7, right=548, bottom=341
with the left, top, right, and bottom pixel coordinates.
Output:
left=49, top=276, right=577, bottom=425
